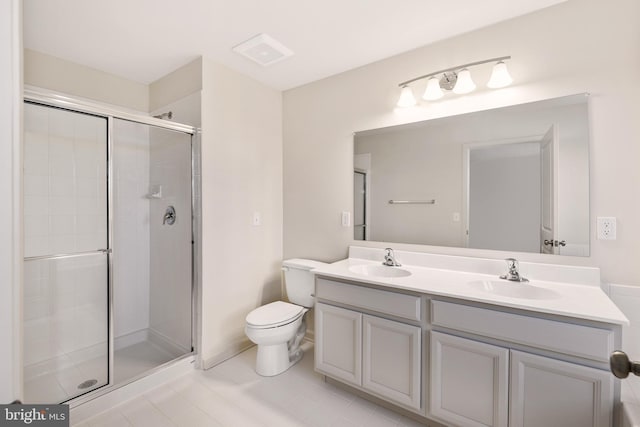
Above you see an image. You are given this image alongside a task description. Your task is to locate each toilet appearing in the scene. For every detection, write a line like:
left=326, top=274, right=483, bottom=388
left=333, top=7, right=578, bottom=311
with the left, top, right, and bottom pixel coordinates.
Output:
left=245, top=258, right=326, bottom=376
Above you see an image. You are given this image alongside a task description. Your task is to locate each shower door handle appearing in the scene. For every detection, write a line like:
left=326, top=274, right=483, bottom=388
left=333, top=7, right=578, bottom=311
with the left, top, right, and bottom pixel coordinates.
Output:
left=163, top=206, right=176, bottom=225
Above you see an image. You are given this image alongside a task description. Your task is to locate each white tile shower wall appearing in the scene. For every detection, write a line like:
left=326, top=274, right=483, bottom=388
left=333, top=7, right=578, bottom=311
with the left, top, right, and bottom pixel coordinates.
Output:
left=23, top=255, right=108, bottom=374
left=609, top=284, right=640, bottom=404
left=24, top=103, right=107, bottom=258
left=149, top=126, right=193, bottom=353
left=112, top=119, right=151, bottom=338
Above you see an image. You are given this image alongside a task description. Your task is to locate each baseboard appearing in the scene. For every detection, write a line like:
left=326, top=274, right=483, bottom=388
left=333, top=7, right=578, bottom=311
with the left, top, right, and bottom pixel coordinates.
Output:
left=201, top=337, right=254, bottom=370
left=199, top=329, right=315, bottom=371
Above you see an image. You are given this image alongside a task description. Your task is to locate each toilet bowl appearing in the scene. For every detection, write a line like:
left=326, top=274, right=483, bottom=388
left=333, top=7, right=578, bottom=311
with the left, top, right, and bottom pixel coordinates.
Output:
left=245, top=301, right=308, bottom=376
left=245, top=259, right=326, bottom=376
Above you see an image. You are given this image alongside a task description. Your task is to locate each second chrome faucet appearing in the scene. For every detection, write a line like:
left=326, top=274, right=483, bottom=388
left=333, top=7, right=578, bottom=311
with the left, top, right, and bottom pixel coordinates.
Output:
left=500, top=258, right=528, bottom=282
left=382, top=248, right=402, bottom=267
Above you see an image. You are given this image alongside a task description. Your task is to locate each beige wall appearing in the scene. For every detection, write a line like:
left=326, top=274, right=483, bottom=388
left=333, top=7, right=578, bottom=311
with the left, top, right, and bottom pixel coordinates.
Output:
left=283, top=0, right=640, bottom=286
left=149, top=57, right=202, bottom=112
left=24, top=49, right=149, bottom=112
left=200, top=59, right=283, bottom=364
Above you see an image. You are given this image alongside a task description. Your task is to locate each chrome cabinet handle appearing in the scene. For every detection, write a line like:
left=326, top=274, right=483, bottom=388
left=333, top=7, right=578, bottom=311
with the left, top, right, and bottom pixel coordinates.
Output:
left=544, top=239, right=567, bottom=247
left=610, top=350, right=640, bottom=379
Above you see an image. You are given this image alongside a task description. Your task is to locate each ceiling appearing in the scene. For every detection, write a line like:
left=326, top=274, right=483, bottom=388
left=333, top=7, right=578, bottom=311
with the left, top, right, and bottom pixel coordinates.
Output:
left=23, top=0, right=566, bottom=91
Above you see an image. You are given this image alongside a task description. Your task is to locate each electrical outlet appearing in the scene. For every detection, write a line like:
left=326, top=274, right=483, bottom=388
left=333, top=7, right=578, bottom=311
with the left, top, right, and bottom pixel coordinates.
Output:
left=597, top=217, right=616, bottom=240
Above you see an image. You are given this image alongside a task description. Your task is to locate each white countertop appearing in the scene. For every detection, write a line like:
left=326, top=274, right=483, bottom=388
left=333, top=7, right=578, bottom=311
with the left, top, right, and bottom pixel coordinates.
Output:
left=313, top=257, right=628, bottom=325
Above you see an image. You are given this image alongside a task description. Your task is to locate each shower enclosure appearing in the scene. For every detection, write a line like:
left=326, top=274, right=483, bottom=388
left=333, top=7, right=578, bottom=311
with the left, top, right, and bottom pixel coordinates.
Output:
left=22, top=93, right=197, bottom=404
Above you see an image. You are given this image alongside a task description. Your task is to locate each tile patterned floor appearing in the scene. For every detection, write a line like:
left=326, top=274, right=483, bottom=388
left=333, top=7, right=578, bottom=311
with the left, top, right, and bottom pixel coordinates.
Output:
left=75, top=342, right=428, bottom=426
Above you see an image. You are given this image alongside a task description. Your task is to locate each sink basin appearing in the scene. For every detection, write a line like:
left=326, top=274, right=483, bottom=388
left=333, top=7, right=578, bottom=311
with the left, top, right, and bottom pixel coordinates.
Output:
left=467, top=280, right=561, bottom=300
left=348, top=264, right=412, bottom=278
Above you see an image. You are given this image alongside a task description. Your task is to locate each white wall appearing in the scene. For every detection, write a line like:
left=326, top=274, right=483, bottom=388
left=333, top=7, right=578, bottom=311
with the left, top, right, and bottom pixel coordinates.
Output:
left=200, top=59, right=283, bottom=365
left=283, top=0, right=640, bottom=286
left=0, top=0, right=22, bottom=403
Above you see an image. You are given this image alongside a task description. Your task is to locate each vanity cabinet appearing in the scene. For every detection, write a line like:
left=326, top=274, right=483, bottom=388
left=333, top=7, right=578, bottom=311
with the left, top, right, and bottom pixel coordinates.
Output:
left=429, top=300, right=615, bottom=427
left=315, top=278, right=423, bottom=412
left=314, top=274, right=620, bottom=427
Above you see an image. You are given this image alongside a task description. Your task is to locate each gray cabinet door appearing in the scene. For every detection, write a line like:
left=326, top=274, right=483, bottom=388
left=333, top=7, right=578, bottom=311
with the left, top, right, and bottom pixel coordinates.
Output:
left=510, top=350, right=613, bottom=427
left=363, top=315, right=421, bottom=410
left=429, top=331, right=509, bottom=427
left=315, top=303, right=362, bottom=385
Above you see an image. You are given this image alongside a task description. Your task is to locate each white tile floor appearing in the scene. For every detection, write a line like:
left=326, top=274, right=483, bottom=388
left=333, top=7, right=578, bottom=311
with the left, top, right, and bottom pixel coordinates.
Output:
left=74, top=342, right=428, bottom=427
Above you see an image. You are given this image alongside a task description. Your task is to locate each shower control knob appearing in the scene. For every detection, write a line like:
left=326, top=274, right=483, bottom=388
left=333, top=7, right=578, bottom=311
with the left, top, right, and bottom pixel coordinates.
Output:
left=163, top=206, right=176, bottom=225
left=610, top=350, right=640, bottom=379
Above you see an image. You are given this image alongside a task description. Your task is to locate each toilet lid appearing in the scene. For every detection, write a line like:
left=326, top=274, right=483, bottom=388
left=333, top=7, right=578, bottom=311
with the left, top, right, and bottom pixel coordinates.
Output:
left=246, top=301, right=305, bottom=328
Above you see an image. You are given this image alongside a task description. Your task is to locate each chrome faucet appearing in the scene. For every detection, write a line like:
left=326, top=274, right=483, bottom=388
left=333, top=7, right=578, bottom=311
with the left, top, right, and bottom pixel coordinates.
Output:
left=382, top=248, right=401, bottom=267
left=500, top=258, right=528, bottom=282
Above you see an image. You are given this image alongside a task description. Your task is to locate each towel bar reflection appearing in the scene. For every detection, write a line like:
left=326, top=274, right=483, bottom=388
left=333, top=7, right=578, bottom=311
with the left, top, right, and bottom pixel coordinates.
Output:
left=388, top=199, right=436, bottom=205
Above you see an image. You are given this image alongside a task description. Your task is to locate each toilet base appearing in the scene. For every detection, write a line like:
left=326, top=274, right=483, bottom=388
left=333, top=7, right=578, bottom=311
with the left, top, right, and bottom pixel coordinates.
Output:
left=255, top=343, right=304, bottom=376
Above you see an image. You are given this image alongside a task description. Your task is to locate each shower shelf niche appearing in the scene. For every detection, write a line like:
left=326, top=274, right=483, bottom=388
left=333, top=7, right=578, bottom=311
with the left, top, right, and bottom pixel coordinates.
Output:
left=146, top=184, right=163, bottom=199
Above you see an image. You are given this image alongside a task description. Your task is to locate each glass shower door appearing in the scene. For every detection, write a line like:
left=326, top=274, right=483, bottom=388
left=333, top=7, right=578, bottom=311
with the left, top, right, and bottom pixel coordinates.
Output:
left=23, top=102, right=109, bottom=403
left=111, top=119, right=193, bottom=385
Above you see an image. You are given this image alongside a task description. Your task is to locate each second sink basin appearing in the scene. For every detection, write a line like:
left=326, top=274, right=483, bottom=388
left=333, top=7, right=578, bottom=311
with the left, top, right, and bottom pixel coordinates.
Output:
left=467, top=280, right=561, bottom=300
left=349, top=264, right=412, bottom=278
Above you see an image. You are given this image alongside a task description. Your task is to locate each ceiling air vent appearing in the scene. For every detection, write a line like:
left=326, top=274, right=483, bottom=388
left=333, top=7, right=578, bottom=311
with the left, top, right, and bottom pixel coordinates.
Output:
left=232, top=33, right=294, bottom=67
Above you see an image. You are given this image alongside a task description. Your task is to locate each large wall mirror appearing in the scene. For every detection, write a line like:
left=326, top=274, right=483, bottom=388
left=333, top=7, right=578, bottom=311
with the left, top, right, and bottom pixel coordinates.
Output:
left=354, top=94, right=590, bottom=256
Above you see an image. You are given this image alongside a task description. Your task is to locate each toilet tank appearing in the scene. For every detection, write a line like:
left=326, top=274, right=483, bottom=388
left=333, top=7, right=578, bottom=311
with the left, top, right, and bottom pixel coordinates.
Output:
left=282, top=258, right=327, bottom=308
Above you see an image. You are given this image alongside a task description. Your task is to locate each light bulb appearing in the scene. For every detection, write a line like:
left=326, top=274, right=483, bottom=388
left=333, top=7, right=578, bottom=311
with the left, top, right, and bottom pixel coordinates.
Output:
left=452, top=68, right=476, bottom=94
left=487, top=61, right=513, bottom=88
left=397, top=85, right=417, bottom=107
left=423, top=77, right=444, bottom=101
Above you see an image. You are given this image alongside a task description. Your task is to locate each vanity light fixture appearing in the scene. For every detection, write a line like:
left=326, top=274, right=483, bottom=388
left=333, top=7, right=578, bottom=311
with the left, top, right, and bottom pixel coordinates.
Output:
left=397, top=85, right=418, bottom=107
left=423, top=76, right=444, bottom=101
left=452, top=68, right=476, bottom=94
left=397, top=55, right=512, bottom=107
left=487, top=60, right=513, bottom=88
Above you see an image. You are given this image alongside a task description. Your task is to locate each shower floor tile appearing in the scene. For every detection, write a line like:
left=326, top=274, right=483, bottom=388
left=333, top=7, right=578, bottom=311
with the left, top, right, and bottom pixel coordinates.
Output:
left=24, top=339, right=183, bottom=404
left=114, top=339, right=181, bottom=385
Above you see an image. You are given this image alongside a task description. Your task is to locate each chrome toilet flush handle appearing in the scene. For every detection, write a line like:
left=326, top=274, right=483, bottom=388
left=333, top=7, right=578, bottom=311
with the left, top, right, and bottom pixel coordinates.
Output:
left=163, top=206, right=176, bottom=225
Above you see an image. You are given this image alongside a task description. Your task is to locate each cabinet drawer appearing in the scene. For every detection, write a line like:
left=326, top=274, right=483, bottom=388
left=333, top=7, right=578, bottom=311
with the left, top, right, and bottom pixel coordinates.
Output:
left=431, top=300, right=613, bottom=362
left=316, top=278, right=421, bottom=322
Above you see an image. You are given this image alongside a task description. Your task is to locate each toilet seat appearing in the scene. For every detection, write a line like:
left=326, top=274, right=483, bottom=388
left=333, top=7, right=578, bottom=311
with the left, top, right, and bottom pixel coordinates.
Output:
left=246, top=301, right=305, bottom=329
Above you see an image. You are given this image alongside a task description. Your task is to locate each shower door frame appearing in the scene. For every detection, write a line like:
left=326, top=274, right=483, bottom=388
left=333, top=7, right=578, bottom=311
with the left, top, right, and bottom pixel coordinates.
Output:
left=23, top=87, right=201, bottom=406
